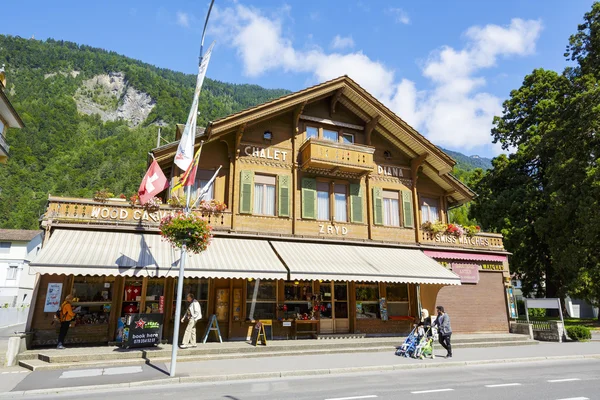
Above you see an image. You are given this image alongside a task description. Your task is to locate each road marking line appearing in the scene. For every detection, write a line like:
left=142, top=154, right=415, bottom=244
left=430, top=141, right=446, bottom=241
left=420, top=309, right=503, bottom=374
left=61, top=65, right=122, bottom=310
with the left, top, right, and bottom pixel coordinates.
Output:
left=556, top=397, right=589, bottom=400
left=548, top=378, right=581, bottom=383
left=59, top=369, right=103, bottom=379
left=485, top=383, right=522, bottom=388
left=324, top=396, right=377, bottom=400
left=411, top=389, right=454, bottom=394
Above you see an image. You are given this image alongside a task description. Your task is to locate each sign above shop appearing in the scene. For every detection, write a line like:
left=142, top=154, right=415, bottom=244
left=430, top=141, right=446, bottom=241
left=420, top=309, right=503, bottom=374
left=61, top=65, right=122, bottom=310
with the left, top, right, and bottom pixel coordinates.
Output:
left=481, top=263, right=504, bottom=271
left=434, top=233, right=491, bottom=247
left=375, top=164, right=410, bottom=178
left=241, top=144, right=289, bottom=162
left=319, top=224, right=348, bottom=235
left=451, top=263, right=480, bottom=284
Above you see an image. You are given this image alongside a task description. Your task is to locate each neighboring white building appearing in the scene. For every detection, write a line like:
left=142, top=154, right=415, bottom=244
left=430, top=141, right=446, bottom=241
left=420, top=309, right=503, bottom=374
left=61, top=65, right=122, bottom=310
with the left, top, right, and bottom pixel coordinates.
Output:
left=0, top=229, right=43, bottom=307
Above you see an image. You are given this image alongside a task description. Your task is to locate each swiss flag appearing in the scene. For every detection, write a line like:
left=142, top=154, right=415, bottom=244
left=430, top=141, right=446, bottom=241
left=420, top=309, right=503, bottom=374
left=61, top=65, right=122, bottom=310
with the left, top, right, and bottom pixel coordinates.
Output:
left=138, top=160, right=169, bottom=205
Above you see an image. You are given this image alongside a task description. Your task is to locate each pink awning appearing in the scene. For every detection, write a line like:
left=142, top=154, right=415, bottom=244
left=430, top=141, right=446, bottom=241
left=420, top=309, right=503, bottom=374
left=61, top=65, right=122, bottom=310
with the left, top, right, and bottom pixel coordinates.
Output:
left=423, top=250, right=507, bottom=263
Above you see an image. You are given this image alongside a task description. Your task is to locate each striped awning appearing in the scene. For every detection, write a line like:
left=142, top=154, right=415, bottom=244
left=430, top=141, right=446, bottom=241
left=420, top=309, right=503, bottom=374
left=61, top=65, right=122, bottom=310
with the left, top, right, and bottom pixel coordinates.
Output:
left=270, top=241, right=461, bottom=285
left=29, top=229, right=288, bottom=279
left=423, top=250, right=507, bottom=263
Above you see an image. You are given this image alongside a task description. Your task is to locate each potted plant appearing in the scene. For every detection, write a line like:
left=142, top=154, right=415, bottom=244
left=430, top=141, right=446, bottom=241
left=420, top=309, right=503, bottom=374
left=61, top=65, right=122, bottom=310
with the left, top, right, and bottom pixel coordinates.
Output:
left=94, top=190, right=114, bottom=203
left=143, top=197, right=163, bottom=213
left=198, top=200, right=227, bottom=215
left=159, top=212, right=213, bottom=254
left=167, top=196, right=187, bottom=209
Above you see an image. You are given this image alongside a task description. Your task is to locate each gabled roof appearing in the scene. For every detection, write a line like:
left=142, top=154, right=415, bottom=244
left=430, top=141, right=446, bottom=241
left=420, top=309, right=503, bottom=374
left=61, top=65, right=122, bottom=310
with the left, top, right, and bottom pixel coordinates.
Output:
left=0, top=229, right=42, bottom=242
left=152, top=75, right=475, bottom=205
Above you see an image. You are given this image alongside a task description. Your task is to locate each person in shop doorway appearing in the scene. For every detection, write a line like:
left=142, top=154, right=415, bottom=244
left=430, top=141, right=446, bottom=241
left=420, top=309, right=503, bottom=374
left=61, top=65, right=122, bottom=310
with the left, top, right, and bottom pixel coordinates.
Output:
left=57, top=294, right=75, bottom=350
left=180, top=293, right=202, bottom=348
left=433, top=306, right=452, bottom=358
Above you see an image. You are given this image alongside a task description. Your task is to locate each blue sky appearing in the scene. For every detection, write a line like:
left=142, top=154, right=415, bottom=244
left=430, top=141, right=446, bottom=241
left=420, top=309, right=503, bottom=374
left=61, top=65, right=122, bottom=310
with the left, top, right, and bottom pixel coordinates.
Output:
left=2, top=0, right=595, bottom=157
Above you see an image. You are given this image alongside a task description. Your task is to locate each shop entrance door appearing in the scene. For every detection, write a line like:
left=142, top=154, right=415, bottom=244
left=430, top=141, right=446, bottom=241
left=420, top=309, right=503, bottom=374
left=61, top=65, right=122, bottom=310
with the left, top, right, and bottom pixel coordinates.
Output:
left=319, top=281, right=349, bottom=334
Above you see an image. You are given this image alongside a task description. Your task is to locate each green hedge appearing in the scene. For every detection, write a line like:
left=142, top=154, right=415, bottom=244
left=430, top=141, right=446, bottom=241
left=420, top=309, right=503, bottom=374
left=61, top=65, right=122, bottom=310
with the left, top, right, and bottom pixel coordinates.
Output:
left=566, top=325, right=592, bottom=341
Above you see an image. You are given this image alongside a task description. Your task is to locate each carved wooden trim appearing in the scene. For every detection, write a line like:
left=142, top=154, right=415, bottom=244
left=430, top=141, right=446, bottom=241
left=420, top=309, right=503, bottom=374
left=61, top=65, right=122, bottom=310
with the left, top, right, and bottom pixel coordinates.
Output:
left=330, top=88, right=344, bottom=115
left=234, top=123, right=246, bottom=160
left=365, top=115, right=380, bottom=145
left=299, top=115, right=364, bottom=131
left=293, top=101, right=307, bottom=134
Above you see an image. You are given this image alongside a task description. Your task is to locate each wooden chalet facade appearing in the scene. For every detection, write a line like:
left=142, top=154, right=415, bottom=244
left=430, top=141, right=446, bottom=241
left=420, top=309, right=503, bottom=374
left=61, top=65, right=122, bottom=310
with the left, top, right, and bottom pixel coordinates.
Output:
left=27, top=76, right=513, bottom=346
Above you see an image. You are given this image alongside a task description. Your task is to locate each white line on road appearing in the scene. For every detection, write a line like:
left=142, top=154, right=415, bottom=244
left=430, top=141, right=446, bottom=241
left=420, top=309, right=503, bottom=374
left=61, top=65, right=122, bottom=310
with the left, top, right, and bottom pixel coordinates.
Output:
left=102, top=366, right=143, bottom=376
left=548, top=378, right=582, bottom=383
left=411, top=389, right=454, bottom=394
left=485, top=383, right=522, bottom=388
left=556, top=397, right=589, bottom=400
left=324, top=396, right=377, bottom=400
left=60, top=369, right=103, bottom=379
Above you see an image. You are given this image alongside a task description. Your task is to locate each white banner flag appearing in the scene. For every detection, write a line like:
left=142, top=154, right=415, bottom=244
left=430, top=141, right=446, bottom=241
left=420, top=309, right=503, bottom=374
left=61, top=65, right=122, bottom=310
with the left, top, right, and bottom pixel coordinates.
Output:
left=192, top=165, right=222, bottom=208
left=174, top=41, right=216, bottom=171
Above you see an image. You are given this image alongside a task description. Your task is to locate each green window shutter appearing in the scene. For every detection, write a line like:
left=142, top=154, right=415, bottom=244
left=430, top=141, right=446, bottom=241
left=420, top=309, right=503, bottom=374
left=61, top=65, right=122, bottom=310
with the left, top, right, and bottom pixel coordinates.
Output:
left=239, top=170, right=254, bottom=214
left=278, top=175, right=291, bottom=217
left=349, top=183, right=363, bottom=223
left=301, top=178, right=317, bottom=220
left=372, top=187, right=383, bottom=225
left=402, top=190, right=414, bottom=228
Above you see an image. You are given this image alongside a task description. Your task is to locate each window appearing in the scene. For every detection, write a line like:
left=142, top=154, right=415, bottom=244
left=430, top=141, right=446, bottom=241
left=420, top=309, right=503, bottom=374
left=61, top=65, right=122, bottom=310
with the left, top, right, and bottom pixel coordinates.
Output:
left=317, top=182, right=330, bottom=220
left=356, top=283, right=380, bottom=319
left=421, top=197, right=440, bottom=223
left=341, top=133, right=354, bottom=144
left=334, top=184, right=347, bottom=222
left=383, top=190, right=400, bottom=227
left=72, top=276, right=115, bottom=325
left=284, top=281, right=313, bottom=316
left=6, top=265, right=18, bottom=280
left=175, top=278, right=209, bottom=320
left=386, top=283, right=409, bottom=317
left=254, top=175, right=276, bottom=216
left=246, top=279, right=277, bottom=320
left=0, top=242, right=11, bottom=253
left=193, top=170, right=216, bottom=201
left=323, top=129, right=338, bottom=141
left=306, top=126, right=318, bottom=140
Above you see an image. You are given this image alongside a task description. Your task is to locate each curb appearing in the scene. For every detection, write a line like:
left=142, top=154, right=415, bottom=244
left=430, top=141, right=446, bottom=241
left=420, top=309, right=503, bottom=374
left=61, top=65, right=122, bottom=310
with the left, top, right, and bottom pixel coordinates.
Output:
left=2, top=354, right=600, bottom=397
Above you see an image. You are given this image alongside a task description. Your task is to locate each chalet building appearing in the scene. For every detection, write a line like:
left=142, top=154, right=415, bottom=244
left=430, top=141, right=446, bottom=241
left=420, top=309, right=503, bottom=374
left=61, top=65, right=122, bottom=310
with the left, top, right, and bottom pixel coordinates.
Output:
left=27, top=76, right=513, bottom=346
left=0, top=66, right=24, bottom=164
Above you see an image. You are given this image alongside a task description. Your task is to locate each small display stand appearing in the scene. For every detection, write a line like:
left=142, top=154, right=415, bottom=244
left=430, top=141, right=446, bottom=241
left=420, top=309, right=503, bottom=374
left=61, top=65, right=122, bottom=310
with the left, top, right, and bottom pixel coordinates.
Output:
left=250, top=321, right=268, bottom=346
left=120, top=313, right=163, bottom=349
left=202, top=314, right=223, bottom=343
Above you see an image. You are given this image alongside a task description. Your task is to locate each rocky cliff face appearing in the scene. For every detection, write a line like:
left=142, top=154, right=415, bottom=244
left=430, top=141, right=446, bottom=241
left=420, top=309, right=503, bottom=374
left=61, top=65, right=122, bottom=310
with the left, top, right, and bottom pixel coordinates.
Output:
left=74, top=72, right=155, bottom=127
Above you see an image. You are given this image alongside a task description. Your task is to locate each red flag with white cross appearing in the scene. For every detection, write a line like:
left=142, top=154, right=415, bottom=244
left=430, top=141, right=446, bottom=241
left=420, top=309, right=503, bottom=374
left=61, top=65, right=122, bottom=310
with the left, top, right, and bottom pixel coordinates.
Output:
left=138, top=160, right=169, bottom=205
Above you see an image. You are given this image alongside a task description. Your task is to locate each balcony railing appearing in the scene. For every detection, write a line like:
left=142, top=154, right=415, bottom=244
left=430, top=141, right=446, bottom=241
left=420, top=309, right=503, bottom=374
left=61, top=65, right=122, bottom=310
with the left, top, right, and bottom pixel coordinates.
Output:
left=420, top=231, right=505, bottom=251
left=299, top=138, right=375, bottom=174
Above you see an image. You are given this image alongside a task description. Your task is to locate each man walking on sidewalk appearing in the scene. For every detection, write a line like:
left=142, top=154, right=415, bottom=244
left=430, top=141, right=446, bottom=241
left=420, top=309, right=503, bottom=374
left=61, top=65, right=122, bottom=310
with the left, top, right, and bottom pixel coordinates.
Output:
left=180, top=293, right=202, bottom=348
left=434, top=305, right=452, bottom=358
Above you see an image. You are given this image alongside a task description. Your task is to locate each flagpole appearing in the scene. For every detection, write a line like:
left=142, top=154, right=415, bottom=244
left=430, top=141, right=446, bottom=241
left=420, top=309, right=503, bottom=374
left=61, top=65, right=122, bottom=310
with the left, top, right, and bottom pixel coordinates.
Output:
left=170, top=0, right=215, bottom=378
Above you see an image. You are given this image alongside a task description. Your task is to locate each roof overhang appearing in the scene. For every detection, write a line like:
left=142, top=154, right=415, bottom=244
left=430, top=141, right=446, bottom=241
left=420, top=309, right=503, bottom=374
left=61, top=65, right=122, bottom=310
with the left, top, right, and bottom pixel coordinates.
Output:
left=0, top=89, right=24, bottom=128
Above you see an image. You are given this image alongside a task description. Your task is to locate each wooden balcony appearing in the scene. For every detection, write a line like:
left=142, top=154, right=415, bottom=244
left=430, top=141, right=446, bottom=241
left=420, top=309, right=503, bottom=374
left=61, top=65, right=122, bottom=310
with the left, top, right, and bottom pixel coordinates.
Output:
left=420, top=231, right=505, bottom=251
left=43, top=196, right=231, bottom=231
left=299, top=138, right=375, bottom=174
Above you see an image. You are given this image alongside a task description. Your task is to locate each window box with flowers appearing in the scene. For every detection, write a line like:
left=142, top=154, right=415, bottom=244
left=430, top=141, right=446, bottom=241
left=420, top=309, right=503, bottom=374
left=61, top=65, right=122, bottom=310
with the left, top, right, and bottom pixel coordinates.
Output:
left=421, top=221, right=481, bottom=238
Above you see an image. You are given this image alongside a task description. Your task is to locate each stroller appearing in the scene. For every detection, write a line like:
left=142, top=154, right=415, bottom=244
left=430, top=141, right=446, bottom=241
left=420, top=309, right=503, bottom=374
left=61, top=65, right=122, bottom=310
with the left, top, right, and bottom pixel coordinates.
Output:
left=413, top=328, right=435, bottom=359
left=395, top=327, right=420, bottom=357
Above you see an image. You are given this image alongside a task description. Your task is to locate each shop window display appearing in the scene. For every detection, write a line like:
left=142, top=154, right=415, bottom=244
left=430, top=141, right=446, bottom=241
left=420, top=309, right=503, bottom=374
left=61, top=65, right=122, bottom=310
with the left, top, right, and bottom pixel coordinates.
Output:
left=173, top=279, right=209, bottom=320
left=71, top=276, right=114, bottom=325
left=246, top=279, right=276, bottom=320
left=122, top=279, right=142, bottom=315
left=145, top=278, right=165, bottom=314
left=386, top=283, right=409, bottom=317
left=284, top=281, right=313, bottom=316
left=356, top=282, right=380, bottom=319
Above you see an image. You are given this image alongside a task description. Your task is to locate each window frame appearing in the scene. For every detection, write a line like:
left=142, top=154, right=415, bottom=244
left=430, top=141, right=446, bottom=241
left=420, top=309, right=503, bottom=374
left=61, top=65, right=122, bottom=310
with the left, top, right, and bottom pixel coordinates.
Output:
left=333, top=184, right=348, bottom=223
left=355, top=282, right=380, bottom=320
left=420, top=196, right=440, bottom=223
left=386, top=283, right=410, bottom=317
left=0, top=242, right=11, bottom=253
left=253, top=174, right=277, bottom=216
left=192, top=169, right=217, bottom=200
left=306, top=126, right=318, bottom=141
left=382, top=190, right=401, bottom=227
left=246, top=279, right=278, bottom=320
left=316, top=181, right=330, bottom=221
left=322, top=129, right=338, bottom=142
left=341, top=133, right=354, bottom=144
left=6, top=264, right=18, bottom=280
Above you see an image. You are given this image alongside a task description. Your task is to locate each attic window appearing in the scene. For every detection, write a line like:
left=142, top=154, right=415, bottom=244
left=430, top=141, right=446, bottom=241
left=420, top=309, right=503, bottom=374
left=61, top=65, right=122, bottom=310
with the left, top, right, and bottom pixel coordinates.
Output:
left=384, top=151, right=392, bottom=160
left=263, top=131, right=273, bottom=140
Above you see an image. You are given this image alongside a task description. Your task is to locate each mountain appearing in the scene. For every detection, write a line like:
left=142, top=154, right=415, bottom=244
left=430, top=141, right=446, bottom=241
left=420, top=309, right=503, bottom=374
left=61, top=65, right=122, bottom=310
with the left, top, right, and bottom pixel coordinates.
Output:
left=440, top=147, right=493, bottom=171
left=0, top=35, right=487, bottom=230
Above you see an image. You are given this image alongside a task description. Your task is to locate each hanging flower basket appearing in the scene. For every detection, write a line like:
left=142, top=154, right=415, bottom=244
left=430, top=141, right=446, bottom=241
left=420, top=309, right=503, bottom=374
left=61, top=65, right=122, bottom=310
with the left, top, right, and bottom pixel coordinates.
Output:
left=143, top=197, right=162, bottom=213
left=159, top=212, right=213, bottom=254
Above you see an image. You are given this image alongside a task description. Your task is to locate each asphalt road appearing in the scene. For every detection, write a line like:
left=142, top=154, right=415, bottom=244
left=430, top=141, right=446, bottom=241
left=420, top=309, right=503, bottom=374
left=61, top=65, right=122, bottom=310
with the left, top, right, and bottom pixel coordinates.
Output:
left=12, top=358, right=600, bottom=400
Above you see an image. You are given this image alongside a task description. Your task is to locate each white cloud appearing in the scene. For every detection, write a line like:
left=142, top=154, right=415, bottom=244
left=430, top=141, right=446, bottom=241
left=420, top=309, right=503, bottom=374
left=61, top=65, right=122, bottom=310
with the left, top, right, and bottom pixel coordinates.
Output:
left=211, top=4, right=542, bottom=155
left=388, top=8, right=410, bottom=25
left=331, top=35, right=355, bottom=50
left=176, top=11, right=190, bottom=28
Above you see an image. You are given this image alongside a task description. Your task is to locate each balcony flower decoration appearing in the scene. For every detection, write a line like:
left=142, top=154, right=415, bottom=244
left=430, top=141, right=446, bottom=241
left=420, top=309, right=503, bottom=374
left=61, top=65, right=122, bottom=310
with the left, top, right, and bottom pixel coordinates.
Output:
left=143, top=196, right=162, bottom=213
left=198, top=200, right=227, bottom=215
left=159, top=212, right=213, bottom=254
left=93, top=190, right=114, bottom=203
left=167, top=196, right=187, bottom=209
left=421, top=222, right=481, bottom=238
left=129, top=194, right=139, bottom=206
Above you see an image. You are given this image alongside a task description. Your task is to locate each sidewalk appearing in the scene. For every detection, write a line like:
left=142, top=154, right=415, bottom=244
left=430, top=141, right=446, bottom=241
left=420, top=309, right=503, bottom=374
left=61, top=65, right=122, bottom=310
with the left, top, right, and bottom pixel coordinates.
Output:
left=2, top=341, right=600, bottom=396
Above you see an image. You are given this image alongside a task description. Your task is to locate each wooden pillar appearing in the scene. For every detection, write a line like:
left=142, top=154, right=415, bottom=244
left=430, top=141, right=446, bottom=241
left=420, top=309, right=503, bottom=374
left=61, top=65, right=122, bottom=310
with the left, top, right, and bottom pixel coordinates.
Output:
left=140, top=276, right=148, bottom=313
left=109, top=276, right=125, bottom=342
left=365, top=174, right=373, bottom=240
left=227, top=279, right=234, bottom=339
left=349, top=282, right=357, bottom=333
left=411, top=153, right=428, bottom=243
left=292, top=102, right=306, bottom=235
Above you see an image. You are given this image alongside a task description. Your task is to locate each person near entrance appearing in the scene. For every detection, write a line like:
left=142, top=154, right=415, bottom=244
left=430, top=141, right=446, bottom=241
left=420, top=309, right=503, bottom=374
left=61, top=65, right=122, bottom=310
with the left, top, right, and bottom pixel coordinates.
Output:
left=57, top=294, right=75, bottom=350
left=433, top=305, right=452, bottom=358
left=180, top=293, right=202, bottom=348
